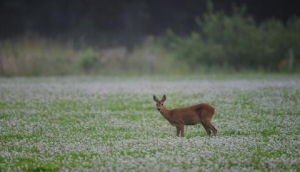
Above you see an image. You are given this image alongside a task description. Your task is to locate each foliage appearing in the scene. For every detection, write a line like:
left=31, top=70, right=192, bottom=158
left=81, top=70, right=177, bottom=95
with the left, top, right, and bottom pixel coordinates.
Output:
left=168, top=10, right=300, bottom=71
left=80, top=48, right=99, bottom=72
left=1, top=10, right=300, bottom=76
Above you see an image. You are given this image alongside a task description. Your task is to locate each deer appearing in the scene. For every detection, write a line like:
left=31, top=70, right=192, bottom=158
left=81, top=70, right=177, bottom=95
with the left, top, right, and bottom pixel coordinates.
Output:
left=153, top=94, right=217, bottom=137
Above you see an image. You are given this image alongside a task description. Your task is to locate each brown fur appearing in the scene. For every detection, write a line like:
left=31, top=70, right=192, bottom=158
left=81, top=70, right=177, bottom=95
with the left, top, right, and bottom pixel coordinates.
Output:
left=153, top=95, right=217, bottom=137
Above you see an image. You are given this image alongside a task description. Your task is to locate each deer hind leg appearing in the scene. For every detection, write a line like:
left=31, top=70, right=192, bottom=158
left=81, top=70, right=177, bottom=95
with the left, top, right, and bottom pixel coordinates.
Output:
left=207, top=122, right=217, bottom=136
left=200, top=110, right=217, bottom=136
left=201, top=122, right=211, bottom=136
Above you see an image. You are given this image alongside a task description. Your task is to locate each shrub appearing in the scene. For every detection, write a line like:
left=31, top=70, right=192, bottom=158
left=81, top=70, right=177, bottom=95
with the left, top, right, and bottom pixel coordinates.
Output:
left=168, top=9, right=300, bottom=72
left=79, top=48, right=99, bottom=72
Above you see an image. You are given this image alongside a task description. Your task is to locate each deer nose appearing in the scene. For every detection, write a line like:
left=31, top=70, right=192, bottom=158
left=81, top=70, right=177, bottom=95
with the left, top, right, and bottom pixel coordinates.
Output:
left=157, top=107, right=160, bottom=111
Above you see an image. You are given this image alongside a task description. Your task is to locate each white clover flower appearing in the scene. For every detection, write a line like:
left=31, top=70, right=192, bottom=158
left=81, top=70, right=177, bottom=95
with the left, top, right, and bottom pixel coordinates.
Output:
left=0, top=77, right=299, bottom=171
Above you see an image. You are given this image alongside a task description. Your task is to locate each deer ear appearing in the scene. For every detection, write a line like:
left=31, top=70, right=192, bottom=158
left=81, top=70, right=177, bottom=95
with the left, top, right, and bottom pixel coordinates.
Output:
left=161, top=94, right=166, bottom=102
left=153, top=95, right=159, bottom=102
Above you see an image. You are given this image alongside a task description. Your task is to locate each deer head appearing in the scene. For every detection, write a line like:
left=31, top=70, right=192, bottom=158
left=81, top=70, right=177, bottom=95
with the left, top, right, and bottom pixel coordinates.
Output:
left=153, top=94, right=166, bottom=111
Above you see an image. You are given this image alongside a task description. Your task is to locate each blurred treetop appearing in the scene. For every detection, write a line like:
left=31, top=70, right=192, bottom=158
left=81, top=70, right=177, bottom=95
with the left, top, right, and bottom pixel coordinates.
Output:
left=0, top=0, right=299, bottom=45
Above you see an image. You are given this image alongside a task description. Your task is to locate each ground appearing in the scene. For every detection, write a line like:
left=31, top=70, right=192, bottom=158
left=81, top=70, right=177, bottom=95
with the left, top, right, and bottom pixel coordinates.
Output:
left=0, top=75, right=299, bottom=171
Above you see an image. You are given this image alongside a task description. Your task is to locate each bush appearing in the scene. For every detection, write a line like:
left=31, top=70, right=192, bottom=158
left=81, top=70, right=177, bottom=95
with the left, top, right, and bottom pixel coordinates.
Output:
left=80, top=48, right=99, bottom=72
left=168, top=9, right=300, bottom=72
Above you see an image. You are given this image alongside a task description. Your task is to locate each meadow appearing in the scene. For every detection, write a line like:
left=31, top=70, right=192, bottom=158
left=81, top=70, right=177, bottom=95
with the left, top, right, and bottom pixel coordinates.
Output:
left=0, top=75, right=299, bottom=171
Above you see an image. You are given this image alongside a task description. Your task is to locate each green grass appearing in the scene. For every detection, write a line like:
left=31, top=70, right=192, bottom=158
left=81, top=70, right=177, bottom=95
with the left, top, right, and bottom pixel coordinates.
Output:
left=0, top=75, right=299, bottom=171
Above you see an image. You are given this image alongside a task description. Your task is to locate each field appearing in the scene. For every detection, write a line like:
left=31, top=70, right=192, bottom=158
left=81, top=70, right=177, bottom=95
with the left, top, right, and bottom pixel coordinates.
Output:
left=0, top=75, right=299, bottom=171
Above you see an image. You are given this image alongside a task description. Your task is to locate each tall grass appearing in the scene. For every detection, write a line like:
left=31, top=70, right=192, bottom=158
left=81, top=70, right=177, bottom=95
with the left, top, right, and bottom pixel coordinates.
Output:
left=0, top=36, right=80, bottom=76
left=0, top=36, right=184, bottom=76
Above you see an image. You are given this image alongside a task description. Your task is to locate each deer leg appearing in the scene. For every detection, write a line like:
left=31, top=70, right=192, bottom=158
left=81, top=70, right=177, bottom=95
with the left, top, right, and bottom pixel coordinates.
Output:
left=207, top=122, right=217, bottom=136
left=180, top=125, right=185, bottom=137
left=176, top=126, right=180, bottom=137
left=201, top=122, right=211, bottom=137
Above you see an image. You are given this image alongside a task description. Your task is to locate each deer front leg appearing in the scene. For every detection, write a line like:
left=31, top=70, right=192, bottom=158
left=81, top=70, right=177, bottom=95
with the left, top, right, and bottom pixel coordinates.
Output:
left=180, top=125, right=185, bottom=137
left=176, top=126, right=180, bottom=137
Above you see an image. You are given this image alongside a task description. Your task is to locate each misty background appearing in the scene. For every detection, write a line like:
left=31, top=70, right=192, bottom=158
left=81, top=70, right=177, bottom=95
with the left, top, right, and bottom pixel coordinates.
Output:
left=0, top=0, right=299, bottom=76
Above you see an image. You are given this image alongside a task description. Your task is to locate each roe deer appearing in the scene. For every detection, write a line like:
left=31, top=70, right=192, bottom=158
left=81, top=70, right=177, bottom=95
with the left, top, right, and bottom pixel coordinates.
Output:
left=153, top=94, right=217, bottom=137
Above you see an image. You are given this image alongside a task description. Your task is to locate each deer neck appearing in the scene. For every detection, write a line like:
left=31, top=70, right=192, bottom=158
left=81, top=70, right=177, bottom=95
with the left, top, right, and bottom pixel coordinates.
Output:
left=160, top=106, right=171, bottom=121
